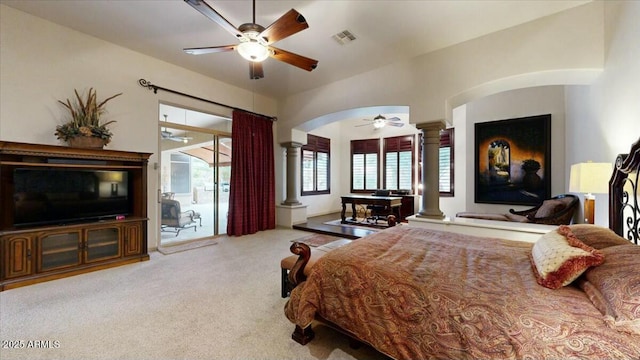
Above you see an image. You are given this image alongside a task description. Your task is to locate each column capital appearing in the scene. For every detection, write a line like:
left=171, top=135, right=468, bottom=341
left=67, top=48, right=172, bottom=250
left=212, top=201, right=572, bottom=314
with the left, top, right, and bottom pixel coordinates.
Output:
left=280, top=141, right=303, bottom=148
left=415, top=121, right=445, bottom=133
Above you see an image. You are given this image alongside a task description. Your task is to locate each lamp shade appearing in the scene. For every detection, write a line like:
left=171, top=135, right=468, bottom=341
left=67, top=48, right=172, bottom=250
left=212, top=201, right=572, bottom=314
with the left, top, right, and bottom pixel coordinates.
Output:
left=569, top=162, right=612, bottom=194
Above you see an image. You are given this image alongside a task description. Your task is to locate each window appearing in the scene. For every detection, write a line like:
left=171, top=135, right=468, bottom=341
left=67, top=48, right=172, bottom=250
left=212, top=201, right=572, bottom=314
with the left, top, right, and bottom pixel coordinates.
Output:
left=301, top=134, right=330, bottom=195
left=439, top=128, right=454, bottom=196
left=170, top=153, right=191, bottom=194
left=418, top=128, right=455, bottom=196
left=384, top=135, right=414, bottom=192
left=351, top=139, right=380, bottom=192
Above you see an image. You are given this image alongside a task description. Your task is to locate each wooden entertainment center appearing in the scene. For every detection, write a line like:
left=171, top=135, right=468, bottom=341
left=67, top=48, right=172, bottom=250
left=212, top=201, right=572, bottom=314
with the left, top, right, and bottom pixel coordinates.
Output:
left=0, top=141, right=150, bottom=291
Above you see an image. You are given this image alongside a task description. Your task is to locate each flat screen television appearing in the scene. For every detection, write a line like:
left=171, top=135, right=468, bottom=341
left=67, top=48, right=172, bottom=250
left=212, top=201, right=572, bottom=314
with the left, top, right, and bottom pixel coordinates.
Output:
left=13, top=168, right=131, bottom=227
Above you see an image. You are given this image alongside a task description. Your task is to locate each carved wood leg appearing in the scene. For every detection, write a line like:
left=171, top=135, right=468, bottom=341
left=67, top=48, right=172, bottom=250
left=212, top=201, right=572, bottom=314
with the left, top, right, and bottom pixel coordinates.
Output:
left=281, top=268, right=289, bottom=298
left=292, top=325, right=315, bottom=345
left=341, top=202, right=347, bottom=223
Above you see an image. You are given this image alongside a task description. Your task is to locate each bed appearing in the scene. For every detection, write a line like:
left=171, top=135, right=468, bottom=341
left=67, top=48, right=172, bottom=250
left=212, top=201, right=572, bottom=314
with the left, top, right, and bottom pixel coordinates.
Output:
left=284, top=137, right=640, bottom=360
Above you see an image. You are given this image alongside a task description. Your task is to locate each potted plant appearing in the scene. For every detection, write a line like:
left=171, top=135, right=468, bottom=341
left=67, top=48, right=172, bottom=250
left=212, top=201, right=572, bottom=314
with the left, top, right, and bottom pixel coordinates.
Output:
left=54, top=88, right=122, bottom=148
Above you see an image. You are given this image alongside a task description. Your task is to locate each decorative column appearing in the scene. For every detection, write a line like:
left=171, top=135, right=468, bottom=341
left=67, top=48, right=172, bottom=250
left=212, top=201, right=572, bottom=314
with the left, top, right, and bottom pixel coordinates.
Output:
left=281, top=141, right=303, bottom=205
left=416, top=121, right=445, bottom=219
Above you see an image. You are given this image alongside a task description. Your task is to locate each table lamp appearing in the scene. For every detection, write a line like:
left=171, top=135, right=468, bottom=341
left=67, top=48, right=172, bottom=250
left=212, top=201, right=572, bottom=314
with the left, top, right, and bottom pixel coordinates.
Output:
left=569, top=161, right=612, bottom=224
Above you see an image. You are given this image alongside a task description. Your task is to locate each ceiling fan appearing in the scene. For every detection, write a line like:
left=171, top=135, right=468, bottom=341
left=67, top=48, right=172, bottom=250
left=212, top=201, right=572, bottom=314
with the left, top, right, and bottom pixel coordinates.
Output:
left=183, top=0, right=318, bottom=79
left=356, top=115, right=405, bottom=129
left=161, top=115, right=193, bottom=143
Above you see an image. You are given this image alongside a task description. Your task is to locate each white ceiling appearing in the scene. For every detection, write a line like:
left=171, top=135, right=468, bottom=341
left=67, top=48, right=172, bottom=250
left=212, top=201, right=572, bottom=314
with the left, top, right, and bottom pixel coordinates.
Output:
left=2, top=0, right=589, bottom=99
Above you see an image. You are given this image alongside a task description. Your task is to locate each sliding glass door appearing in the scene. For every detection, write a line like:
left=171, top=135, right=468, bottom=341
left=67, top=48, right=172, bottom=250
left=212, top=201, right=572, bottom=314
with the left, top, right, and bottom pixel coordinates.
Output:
left=158, top=104, right=231, bottom=245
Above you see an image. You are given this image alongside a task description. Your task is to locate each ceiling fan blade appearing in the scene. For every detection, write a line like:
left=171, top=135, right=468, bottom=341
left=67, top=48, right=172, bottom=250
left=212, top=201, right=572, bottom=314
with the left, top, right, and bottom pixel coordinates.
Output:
left=259, top=9, right=309, bottom=45
left=249, top=62, right=264, bottom=79
left=183, top=45, right=236, bottom=55
left=387, top=122, right=405, bottom=127
left=386, top=117, right=401, bottom=122
left=355, top=124, right=373, bottom=127
left=268, top=46, right=318, bottom=71
left=184, top=0, right=245, bottom=40
left=161, top=130, right=172, bottom=138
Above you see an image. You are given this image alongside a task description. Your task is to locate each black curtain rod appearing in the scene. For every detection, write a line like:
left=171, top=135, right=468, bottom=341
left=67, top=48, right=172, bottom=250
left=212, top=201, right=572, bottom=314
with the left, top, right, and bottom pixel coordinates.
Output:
left=138, top=78, right=277, bottom=121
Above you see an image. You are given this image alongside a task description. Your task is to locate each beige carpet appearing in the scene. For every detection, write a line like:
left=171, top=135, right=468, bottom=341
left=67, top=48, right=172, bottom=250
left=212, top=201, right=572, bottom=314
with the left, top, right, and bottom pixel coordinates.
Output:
left=157, top=238, right=218, bottom=255
left=0, top=228, right=387, bottom=360
left=290, top=233, right=344, bottom=247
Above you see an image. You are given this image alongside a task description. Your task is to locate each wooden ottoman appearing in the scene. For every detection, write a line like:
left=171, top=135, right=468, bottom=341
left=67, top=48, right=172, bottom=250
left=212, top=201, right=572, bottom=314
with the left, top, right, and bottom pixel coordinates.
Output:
left=280, top=238, right=352, bottom=297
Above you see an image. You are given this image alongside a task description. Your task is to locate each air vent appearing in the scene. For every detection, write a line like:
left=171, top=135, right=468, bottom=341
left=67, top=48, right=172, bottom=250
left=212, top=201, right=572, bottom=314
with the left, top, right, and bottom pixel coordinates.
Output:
left=332, top=30, right=356, bottom=45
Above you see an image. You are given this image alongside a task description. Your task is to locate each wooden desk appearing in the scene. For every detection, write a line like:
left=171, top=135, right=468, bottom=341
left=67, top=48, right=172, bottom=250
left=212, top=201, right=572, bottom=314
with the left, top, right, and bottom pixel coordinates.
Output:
left=340, top=195, right=403, bottom=223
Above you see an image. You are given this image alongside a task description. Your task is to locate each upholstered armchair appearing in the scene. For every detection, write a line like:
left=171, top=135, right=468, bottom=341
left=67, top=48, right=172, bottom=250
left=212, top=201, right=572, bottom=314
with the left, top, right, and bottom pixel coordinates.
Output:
left=508, top=194, right=579, bottom=225
left=161, top=198, right=198, bottom=236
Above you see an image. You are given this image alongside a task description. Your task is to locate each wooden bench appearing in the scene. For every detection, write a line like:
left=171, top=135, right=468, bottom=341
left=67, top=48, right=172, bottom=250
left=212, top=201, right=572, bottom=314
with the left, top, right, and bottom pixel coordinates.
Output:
left=280, top=238, right=352, bottom=297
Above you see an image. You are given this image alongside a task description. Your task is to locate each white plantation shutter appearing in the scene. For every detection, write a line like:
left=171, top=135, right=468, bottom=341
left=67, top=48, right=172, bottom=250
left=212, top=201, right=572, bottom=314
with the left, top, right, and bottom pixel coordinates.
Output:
left=439, top=147, right=451, bottom=192
left=439, top=128, right=454, bottom=195
left=384, top=136, right=414, bottom=192
left=301, top=134, right=330, bottom=195
left=418, top=128, right=454, bottom=196
left=351, top=139, right=379, bottom=191
left=316, top=152, right=328, bottom=191
left=302, top=149, right=314, bottom=192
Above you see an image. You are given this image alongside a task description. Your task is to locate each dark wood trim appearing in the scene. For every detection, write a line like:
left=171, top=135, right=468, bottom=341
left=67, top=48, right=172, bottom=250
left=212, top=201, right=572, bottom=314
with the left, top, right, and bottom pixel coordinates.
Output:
left=609, top=137, right=640, bottom=244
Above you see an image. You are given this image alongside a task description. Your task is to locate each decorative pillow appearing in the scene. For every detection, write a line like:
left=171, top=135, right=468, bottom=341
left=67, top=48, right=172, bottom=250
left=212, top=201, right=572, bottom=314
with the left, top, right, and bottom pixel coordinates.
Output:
left=568, top=224, right=631, bottom=249
left=534, top=199, right=566, bottom=218
left=581, top=244, right=640, bottom=335
left=529, top=225, right=604, bottom=289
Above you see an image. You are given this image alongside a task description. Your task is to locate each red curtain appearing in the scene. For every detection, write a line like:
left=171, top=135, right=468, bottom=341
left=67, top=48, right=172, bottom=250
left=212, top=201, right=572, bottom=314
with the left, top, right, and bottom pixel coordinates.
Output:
left=226, top=110, right=276, bottom=235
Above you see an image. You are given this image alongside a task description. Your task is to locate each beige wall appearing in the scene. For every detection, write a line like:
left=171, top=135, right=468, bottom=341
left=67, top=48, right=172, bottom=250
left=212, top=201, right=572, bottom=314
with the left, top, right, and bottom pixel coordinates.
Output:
left=276, top=1, right=604, bottom=137
left=0, top=5, right=277, bottom=249
left=565, top=0, right=640, bottom=226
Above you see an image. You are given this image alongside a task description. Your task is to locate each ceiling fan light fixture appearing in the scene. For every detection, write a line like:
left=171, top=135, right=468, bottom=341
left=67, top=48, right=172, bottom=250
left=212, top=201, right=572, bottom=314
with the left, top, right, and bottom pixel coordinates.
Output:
left=373, top=119, right=386, bottom=129
left=237, top=40, right=269, bottom=62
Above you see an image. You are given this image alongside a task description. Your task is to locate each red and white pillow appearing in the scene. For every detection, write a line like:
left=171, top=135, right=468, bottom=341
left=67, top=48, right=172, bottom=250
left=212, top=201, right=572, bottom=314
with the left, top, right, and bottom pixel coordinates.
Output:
left=529, top=225, right=604, bottom=289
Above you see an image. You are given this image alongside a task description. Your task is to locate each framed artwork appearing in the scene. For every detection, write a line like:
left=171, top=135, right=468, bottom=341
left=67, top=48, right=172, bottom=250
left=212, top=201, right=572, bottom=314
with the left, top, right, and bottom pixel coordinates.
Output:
left=474, top=114, right=551, bottom=205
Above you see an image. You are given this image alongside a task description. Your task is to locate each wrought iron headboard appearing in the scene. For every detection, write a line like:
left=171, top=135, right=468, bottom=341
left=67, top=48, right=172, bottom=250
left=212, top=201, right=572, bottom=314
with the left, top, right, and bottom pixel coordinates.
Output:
left=609, top=137, right=640, bottom=244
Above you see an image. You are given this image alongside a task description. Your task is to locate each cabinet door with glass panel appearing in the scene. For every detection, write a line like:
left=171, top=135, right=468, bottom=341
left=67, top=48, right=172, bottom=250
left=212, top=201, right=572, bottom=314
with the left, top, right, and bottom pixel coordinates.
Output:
left=38, top=230, right=82, bottom=272
left=84, top=226, right=121, bottom=263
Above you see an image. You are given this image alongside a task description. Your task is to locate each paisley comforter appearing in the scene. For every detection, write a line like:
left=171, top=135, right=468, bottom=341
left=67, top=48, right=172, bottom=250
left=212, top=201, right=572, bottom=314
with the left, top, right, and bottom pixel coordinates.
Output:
left=285, top=225, right=640, bottom=359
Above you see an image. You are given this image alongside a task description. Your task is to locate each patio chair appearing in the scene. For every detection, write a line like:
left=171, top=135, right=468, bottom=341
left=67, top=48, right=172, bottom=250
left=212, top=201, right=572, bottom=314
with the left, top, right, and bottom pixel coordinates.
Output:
left=161, top=198, right=199, bottom=236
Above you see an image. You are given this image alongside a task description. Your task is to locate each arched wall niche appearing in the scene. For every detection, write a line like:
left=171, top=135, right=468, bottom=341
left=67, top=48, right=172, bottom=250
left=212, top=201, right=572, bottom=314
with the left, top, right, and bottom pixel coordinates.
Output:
left=444, top=68, right=602, bottom=124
